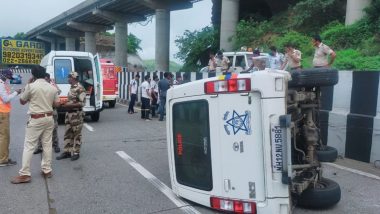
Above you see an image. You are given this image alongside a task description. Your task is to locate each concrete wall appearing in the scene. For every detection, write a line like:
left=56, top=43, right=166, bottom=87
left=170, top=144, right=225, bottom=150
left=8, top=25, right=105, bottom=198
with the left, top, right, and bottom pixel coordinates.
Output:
left=320, top=71, right=380, bottom=163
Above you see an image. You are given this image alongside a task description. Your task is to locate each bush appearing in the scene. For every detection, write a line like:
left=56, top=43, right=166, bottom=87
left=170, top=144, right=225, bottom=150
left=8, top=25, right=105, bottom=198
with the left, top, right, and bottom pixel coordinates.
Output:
left=321, top=20, right=372, bottom=50
left=274, top=31, right=314, bottom=56
left=334, top=49, right=380, bottom=71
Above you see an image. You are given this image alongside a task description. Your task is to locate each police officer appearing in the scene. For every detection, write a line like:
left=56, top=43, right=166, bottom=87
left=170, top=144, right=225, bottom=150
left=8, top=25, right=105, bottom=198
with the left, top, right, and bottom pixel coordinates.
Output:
left=0, top=69, right=21, bottom=167
left=56, top=71, right=86, bottom=161
left=11, top=66, right=60, bottom=184
left=34, top=73, right=61, bottom=154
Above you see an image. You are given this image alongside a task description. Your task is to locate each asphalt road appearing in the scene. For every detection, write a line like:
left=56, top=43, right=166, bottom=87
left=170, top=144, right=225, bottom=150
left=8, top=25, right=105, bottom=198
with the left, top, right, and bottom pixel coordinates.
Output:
left=0, top=74, right=379, bottom=214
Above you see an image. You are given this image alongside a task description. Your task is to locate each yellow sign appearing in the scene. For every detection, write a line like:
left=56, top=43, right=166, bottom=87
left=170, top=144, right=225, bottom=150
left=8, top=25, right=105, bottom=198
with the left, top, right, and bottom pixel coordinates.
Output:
left=0, top=39, right=45, bottom=65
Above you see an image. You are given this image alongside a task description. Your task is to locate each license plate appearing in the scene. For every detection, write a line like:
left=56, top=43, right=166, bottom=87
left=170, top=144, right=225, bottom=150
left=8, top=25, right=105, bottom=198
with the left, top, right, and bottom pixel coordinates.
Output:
left=271, top=124, right=284, bottom=172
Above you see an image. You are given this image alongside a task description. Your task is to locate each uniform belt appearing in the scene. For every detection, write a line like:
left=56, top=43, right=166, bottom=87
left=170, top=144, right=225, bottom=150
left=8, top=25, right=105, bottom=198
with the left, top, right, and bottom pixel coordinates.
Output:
left=67, top=109, right=82, bottom=113
left=30, top=112, right=53, bottom=119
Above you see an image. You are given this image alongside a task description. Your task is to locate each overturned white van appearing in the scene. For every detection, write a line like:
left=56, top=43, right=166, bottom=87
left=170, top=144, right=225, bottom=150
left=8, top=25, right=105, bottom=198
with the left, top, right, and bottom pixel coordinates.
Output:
left=40, top=51, right=103, bottom=122
left=167, top=68, right=341, bottom=213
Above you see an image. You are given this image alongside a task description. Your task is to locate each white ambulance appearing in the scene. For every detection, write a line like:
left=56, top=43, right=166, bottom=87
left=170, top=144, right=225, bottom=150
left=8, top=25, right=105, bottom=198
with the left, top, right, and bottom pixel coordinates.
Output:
left=40, top=51, right=103, bottom=122
left=166, top=68, right=341, bottom=213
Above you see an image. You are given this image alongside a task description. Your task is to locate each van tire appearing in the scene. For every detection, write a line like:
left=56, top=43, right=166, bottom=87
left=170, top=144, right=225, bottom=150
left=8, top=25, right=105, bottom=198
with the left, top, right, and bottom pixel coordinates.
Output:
left=288, top=68, right=339, bottom=88
left=316, top=146, right=338, bottom=162
left=296, top=178, right=341, bottom=209
left=91, top=112, right=100, bottom=122
left=109, top=100, right=116, bottom=108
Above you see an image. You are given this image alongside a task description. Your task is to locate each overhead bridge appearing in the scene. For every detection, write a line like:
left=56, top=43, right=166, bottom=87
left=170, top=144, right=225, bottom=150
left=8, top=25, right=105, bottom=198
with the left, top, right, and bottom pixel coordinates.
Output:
left=26, top=0, right=202, bottom=71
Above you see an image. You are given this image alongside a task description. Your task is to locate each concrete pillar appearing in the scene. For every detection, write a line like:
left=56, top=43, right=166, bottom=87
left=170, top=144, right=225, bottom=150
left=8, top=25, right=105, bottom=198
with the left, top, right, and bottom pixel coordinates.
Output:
left=65, top=37, right=76, bottom=51
left=115, top=21, right=128, bottom=67
left=155, top=8, right=170, bottom=72
left=220, top=0, right=239, bottom=51
left=345, top=0, right=372, bottom=25
left=85, top=31, right=96, bottom=54
left=50, top=41, right=56, bottom=51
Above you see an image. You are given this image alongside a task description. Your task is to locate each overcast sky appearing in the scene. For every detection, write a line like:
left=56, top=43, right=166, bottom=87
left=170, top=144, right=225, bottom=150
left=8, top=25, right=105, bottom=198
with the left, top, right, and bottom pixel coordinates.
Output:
left=0, top=0, right=213, bottom=63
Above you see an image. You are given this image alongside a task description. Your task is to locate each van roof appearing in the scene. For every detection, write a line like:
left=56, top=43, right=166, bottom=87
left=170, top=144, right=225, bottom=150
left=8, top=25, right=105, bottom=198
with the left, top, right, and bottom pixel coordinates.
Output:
left=47, top=51, right=94, bottom=57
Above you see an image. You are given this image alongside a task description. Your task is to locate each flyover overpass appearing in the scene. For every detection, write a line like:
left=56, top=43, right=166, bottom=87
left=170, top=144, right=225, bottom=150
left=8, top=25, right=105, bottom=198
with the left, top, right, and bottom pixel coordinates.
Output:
left=26, top=0, right=202, bottom=71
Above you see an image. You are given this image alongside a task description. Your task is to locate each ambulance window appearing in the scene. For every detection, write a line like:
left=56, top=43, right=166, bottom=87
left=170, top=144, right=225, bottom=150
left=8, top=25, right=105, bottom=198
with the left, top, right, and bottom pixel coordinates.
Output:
left=54, top=59, right=72, bottom=84
left=172, top=100, right=212, bottom=191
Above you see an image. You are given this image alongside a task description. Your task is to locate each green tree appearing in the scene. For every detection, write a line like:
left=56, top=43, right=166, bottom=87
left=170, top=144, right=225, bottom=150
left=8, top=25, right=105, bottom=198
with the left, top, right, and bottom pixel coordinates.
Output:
left=175, top=26, right=219, bottom=72
left=13, top=32, right=26, bottom=40
left=127, top=33, right=142, bottom=54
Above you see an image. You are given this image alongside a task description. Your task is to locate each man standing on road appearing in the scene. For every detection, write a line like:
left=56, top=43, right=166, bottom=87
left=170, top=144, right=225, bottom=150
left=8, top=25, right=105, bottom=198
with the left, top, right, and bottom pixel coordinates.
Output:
left=158, top=72, right=171, bottom=121
left=268, top=46, right=284, bottom=70
left=150, top=75, right=159, bottom=118
left=141, top=75, right=151, bottom=121
left=0, top=69, right=21, bottom=167
left=56, top=71, right=86, bottom=161
left=34, top=73, right=61, bottom=155
left=128, top=74, right=140, bottom=114
left=281, top=43, right=302, bottom=71
left=312, top=35, right=336, bottom=68
left=11, top=66, right=60, bottom=184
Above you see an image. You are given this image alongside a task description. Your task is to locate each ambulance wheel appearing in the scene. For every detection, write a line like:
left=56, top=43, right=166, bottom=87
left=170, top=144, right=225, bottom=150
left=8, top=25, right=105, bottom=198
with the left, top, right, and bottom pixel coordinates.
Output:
left=109, top=100, right=116, bottom=108
left=58, top=114, right=65, bottom=125
left=316, top=146, right=338, bottom=162
left=288, top=68, right=338, bottom=87
left=91, top=112, right=100, bottom=122
left=296, top=178, right=341, bottom=209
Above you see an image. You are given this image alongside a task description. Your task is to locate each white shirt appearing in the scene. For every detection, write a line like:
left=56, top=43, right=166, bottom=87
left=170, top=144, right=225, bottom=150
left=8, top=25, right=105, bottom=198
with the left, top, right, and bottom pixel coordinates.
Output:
left=0, top=79, right=17, bottom=104
left=130, top=79, right=138, bottom=94
left=269, top=52, right=284, bottom=69
left=141, top=81, right=151, bottom=98
left=150, top=80, right=158, bottom=93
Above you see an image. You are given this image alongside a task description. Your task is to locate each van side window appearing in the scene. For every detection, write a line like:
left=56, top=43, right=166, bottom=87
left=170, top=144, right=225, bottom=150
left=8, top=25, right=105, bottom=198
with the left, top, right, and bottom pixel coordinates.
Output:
left=236, top=55, right=245, bottom=68
left=54, top=59, right=72, bottom=84
left=172, top=100, right=213, bottom=191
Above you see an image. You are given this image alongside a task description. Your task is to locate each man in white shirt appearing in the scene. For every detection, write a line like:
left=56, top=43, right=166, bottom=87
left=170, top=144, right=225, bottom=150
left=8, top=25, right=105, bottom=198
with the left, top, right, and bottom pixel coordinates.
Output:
left=128, top=74, right=140, bottom=114
left=268, top=46, right=284, bottom=70
left=140, top=75, right=151, bottom=121
left=150, top=75, right=159, bottom=117
left=312, top=35, right=336, bottom=68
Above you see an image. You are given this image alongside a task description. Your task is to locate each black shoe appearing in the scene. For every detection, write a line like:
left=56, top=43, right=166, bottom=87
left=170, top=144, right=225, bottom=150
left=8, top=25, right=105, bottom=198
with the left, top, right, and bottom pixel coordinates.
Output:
left=33, top=148, right=43, bottom=155
left=71, top=154, right=80, bottom=161
left=54, top=147, right=61, bottom=153
left=0, top=158, right=17, bottom=167
left=56, top=152, right=71, bottom=160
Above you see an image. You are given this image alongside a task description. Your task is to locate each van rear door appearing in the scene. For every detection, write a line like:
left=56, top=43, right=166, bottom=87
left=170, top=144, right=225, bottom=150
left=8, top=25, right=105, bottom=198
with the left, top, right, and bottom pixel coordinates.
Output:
left=53, top=57, right=74, bottom=102
left=93, top=54, right=103, bottom=110
left=215, top=92, right=266, bottom=202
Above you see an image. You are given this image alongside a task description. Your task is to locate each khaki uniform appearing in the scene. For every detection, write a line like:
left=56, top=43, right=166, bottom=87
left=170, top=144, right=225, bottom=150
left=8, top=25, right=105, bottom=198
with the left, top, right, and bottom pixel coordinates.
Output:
left=0, top=79, right=17, bottom=164
left=313, top=43, right=334, bottom=67
left=63, top=83, right=86, bottom=154
left=19, top=79, right=59, bottom=176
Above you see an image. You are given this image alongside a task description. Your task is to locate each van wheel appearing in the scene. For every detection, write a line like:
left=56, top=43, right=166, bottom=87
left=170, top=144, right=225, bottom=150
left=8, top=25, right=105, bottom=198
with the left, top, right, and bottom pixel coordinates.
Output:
left=91, top=112, right=100, bottom=122
left=296, top=178, right=341, bottom=209
left=316, top=146, right=338, bottom=162
left=289, top=68, right=339, bottom=88
left=109, top=100, right=116, bottom=108
left=57, top=114, right=65, bottom=125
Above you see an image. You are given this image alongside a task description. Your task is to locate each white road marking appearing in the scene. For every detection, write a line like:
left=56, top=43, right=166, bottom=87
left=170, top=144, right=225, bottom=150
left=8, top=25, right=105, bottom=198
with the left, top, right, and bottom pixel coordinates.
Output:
left=323, top=162, right=380, bottom=181
left=116, top=151, right=200, bottom=214
left=83, top=123, right=94, bottom=132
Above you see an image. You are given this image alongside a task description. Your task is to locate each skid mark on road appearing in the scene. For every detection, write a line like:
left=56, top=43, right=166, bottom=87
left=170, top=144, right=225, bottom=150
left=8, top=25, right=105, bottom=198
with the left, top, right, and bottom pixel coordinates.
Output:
left=116, top=151, right=200, bottom=214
